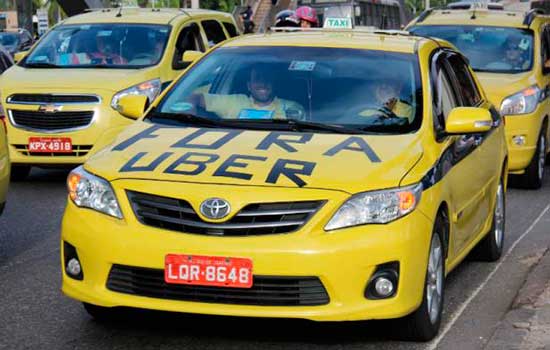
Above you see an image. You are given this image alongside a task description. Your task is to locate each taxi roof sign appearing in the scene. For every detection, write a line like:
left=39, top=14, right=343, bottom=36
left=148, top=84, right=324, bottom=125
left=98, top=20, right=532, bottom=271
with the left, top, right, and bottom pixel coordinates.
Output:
left=324, top=17, right=353, bottom=29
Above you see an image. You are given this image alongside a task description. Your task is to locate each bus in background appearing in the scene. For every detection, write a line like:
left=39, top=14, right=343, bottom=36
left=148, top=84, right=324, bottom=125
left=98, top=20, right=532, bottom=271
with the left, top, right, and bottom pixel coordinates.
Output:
left=297, top=0, right=409, bottom=29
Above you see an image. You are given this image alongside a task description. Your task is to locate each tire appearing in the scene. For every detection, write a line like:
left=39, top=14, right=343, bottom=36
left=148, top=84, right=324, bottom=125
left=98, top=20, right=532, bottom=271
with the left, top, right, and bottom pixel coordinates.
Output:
left=10, top=165, right=31, bottom=181
left=519, top=131, right=545, bottom=189
left=83, top=303, right=117, bottom=322
left=472, top=179, right=505, bottom=262
left=398, top=214, right=446, bottom=341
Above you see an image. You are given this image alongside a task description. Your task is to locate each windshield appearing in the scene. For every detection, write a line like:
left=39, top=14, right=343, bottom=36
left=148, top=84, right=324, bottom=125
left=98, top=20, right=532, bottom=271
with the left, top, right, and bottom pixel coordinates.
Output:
left=0, top=32, right=19, bottom=47
left=23, top=24, right=170, bottom=68
left=410, top=25, right=533, bottom=73
left=156, top=46, right=423, bottom=134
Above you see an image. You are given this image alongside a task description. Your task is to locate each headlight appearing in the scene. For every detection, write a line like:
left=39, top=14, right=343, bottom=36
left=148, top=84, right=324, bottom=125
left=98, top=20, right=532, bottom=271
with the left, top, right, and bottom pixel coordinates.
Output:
left=500, top=85, right=541, bottom=116
left=67, top=166, right=123, bottom=219
left=111, top=78, right=161, bottom=111
left=325, top=183, right=422, bottom=231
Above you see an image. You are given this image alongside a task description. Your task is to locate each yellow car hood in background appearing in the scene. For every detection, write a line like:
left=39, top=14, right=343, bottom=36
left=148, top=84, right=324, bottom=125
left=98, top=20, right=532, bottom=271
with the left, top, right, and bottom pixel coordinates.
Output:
left=475, top=71, right=536, bottom=109
left=85, top=121, right=424, bottom=194
left=0, top=65, right=159, bottom=91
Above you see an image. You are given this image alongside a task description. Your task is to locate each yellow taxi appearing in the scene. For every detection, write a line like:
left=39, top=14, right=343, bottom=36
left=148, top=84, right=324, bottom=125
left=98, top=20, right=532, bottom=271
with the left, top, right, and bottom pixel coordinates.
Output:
left=0, top=8, right=238, bottom=180
left=61, top=29, right=507, bottom=341
left=408, top=6, right=550, bottom=188
left=0, top=94, right=9, bottom=214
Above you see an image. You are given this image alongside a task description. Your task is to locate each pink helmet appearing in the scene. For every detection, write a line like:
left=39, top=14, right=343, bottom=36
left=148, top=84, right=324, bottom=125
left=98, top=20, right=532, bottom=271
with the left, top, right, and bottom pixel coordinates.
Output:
left=295, top=6, right=318, bottom=26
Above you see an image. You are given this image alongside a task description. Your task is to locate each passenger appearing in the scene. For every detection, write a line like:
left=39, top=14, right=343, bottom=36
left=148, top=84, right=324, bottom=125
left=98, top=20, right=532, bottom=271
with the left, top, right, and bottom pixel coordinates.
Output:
left=192, top=64, right=305, bottom=120
left=89, top=31, right=127, bottom=65
left=360, top=80, right=413, bottom=122
left=274, top=10, right=300, bottom=28
left=295, top=6, right=319, bottom=28
left=501, top=35, right=530, bottom=70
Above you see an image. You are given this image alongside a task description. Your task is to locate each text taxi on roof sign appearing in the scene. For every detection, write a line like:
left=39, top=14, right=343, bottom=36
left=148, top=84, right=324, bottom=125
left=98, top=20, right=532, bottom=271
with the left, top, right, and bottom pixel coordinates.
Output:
left=61, top=27, right=507, bottom=342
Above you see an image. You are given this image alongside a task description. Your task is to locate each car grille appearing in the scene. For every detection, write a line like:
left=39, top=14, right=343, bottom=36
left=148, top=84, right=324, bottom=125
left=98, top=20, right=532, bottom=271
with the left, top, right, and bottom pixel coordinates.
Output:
left=13, top=144, right=93, bottom=157
left=107, top=265, right=330, bottom=306
left=9, top=110, right=94, bottom=131
left=7, top=94, right=100, bottom=104
left=127, top=191, right=324, bottom=236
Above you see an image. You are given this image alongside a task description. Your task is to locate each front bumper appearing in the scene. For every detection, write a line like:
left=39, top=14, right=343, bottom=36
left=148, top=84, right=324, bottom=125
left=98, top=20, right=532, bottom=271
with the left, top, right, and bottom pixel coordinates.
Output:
left=4, top=97, right=132, bottom=166
left=61, top=181, right=434, bottom=322
left=504, top=109, right=544, bottom=172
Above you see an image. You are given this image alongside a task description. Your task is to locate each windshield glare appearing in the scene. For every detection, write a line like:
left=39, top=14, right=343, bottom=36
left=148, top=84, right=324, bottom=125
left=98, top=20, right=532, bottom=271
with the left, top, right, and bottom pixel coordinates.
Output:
left=0, top=33, right=19, bottom=47
left=24, top=24, right=170, bottom=68
left=410, top=25, right=534, bottom=73
left=157, top=47, right=422, bottom=134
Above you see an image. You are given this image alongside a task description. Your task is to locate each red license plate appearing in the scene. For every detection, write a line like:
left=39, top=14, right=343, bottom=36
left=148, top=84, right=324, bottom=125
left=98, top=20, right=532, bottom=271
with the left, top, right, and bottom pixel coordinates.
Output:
left=28, top=137, right=72, bottom=153
left=165, top=254, right=253, bottom=288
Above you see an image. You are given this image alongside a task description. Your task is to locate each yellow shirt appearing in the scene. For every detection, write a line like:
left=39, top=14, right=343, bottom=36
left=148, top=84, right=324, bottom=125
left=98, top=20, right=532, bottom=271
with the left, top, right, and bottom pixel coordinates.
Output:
left=359, top=100, right=414, bottom=123
left=203, top=94, right=305, bottom=120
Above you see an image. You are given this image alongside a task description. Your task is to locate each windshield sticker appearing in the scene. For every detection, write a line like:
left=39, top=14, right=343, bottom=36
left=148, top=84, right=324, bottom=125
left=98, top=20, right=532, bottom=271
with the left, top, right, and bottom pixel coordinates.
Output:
left=237, top=109, right=274, bottom=119
left=169, top=102, right=194, bottom=113
left=519, top=38, right=529, bottom=50
left=79, top=25, right=91, bottom=30
left=97, top=30, right=112, bottom=37
left=289, top=61, right=316, bottom=72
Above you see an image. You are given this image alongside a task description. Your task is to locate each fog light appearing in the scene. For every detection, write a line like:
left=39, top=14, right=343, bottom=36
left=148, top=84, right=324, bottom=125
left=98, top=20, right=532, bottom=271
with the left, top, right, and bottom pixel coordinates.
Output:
left=365, top=261, right=399, bottom=299
left=375, top=277, right=394, bottom=297
left=64, top=241, right=83, bottom=280
left=513, top=135, right=526, bottom=146
left=67, top=258, right=81, bottom=277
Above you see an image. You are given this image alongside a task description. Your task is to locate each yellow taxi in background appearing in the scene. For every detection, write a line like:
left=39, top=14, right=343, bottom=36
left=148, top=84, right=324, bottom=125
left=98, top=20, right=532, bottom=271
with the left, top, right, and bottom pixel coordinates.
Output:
left=61, top=29, right=507, bottom=341
left=409, top=7, right=550, bottom=188
left=0, top=92, right=9, bottom=215
left=0, top=7, right=238, bottom=180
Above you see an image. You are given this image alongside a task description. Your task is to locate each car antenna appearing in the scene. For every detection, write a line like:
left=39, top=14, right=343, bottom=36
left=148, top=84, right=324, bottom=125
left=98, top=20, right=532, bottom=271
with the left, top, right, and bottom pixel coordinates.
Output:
left=116, top=1, right=123, bottom=17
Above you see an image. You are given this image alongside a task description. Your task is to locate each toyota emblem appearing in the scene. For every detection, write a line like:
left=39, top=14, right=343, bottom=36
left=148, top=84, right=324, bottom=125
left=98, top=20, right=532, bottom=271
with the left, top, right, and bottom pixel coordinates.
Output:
left=200, top=198, right=231, bottom=220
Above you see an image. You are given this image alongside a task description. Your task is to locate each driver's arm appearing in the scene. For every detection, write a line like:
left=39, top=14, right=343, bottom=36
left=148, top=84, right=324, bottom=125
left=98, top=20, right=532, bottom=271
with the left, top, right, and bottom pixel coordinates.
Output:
left=202, top=93, right=248, bottom=119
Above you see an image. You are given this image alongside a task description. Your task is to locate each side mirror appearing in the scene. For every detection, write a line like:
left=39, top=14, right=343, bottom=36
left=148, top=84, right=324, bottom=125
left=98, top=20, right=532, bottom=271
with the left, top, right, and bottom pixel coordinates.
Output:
left=13, top=51, right=29, bottom=63
left=182, top=50, right=204, bottom=64
left=445, top=107, right=493, bottom=134
left=115, top=95, right=148, bottom=120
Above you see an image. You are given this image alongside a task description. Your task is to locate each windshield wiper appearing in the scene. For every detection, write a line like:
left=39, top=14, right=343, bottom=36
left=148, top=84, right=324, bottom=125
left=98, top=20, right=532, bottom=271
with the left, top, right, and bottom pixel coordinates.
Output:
left=24, top=62, right=61, bottom=68
left=238, top=119, right=368, bottom=134
left=147, top=110, right=235, bottom=128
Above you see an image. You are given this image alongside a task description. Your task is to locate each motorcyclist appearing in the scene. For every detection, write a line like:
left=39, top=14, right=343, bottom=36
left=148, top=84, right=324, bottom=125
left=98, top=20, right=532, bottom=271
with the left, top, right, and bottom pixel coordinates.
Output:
left=274, top=10, right=300, bottom=28
left=295, top=6, right=319, bottom=28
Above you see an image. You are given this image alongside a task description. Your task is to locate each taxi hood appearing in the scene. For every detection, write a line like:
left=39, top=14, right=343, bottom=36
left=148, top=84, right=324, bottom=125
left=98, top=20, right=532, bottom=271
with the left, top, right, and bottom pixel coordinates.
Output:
left=1, top=65, right=159, bottom=91
left=85, top=121, right=424, bottom=194
left=475, top=71, right=536, bottom=108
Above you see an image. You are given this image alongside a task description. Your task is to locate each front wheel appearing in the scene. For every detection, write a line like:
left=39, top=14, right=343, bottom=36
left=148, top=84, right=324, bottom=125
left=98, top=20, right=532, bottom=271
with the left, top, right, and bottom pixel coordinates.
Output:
left=472, top=180, right=505, bottom=262
left=519, top=131, right=545, bottom=189
left=398, top=214, right=446, bottom=341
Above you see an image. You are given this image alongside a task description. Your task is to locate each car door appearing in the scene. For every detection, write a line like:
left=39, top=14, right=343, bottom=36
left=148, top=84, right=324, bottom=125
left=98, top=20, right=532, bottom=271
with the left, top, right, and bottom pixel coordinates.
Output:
left=540, top=24, right=550, bottom=154
left=446, top=52, right=502, bottom=246
left=431, top=50, right=485, bottom=256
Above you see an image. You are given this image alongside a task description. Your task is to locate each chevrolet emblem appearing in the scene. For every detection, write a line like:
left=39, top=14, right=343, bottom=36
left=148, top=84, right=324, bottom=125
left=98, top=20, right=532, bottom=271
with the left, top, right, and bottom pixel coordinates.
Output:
left=38, top=104, right=62, bottom=113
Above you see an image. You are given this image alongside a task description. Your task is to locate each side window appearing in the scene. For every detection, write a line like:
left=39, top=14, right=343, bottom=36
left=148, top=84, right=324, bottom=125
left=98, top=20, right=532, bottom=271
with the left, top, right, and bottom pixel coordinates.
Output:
left=439, top=69, right=458, bottom=123
left=222, top=22, right=239, bottom=38
left=202, top=20, right=227, bottom=48
left=0, top=54, right=7, bottom=74
left=173, top=23, right=204, bottom=70
left=447, top=54, right=482, bottom=107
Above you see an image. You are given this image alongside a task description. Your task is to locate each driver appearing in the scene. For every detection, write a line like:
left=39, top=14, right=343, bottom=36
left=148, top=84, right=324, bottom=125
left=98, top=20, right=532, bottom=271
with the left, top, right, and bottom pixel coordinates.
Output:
left=192, top=64, right=305, bottom=120
left=501, top=35, right=530, bottom=70
left=360, top=80, right=413, bottom=122
left=89, top=31, right=127, bottom=65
